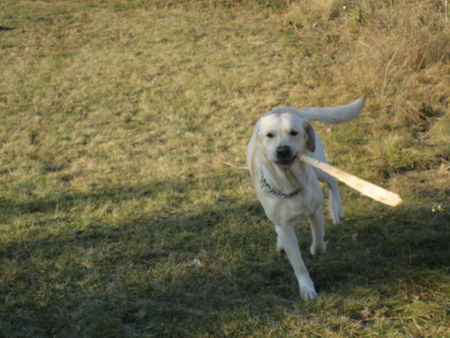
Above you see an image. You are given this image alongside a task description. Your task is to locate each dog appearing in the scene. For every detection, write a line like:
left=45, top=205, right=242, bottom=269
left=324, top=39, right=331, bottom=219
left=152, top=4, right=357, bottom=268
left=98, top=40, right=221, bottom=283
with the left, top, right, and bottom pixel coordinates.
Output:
left=247, top=97, right=365, bottom=300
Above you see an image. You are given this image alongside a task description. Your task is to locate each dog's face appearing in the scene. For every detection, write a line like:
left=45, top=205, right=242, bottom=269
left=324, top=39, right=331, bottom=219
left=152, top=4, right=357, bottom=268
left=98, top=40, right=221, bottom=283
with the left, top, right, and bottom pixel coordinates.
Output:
left=257, top=113, right=315, bottom=167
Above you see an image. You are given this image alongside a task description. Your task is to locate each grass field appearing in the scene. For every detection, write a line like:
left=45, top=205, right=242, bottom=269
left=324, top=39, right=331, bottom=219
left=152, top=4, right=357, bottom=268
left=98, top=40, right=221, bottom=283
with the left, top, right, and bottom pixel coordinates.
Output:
left=0, top=0, right=449, bottom=336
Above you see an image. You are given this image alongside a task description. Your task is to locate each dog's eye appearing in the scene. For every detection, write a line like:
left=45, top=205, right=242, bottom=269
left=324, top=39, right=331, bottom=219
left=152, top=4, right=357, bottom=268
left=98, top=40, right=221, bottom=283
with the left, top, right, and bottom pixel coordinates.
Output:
left=289, top=130, right=298, bottom=136
left=266, top=133, right=274, bottom=138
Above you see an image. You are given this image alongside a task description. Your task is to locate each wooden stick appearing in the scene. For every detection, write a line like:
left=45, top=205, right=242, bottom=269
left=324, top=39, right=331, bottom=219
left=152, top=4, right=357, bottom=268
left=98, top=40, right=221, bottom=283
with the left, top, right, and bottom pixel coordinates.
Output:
left=299, top=155, right=403, bottom=207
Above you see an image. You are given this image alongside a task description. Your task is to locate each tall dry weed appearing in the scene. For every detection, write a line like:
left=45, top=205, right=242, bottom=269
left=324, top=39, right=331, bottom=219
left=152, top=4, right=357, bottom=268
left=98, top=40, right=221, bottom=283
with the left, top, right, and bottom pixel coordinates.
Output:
left=279, top=0, right=449, bottom=175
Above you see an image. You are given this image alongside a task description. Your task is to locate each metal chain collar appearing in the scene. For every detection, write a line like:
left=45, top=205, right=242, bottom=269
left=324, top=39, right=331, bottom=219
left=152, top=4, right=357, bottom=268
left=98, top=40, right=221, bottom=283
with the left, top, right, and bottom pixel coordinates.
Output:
left=260, top=168, right=301, bottom=199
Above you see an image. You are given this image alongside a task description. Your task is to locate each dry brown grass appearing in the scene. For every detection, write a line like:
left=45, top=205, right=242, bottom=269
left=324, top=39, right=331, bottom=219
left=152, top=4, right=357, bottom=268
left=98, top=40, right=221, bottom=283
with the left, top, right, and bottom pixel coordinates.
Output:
left=0, top=0, right=448, bottom=336
left=276, top=0, right=449, bottom=180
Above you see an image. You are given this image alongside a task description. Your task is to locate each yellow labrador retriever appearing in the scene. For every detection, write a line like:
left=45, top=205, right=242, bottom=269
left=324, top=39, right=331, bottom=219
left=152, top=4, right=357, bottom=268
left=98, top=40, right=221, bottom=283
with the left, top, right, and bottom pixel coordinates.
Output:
left=247, top=97, right=365, bottom=300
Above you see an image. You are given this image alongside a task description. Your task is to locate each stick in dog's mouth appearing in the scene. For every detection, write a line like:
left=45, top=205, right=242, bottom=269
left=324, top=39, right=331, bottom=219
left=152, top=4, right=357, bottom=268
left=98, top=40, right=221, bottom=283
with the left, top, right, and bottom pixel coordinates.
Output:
left=298, top=155, right=403, bottom=207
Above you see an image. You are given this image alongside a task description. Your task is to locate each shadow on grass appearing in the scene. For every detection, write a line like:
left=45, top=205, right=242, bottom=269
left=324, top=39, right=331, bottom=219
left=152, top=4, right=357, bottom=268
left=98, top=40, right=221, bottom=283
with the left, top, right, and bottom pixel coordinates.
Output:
left=1, top=178, right=449, bottom=336
left=0, top=180, right=190, bottom=216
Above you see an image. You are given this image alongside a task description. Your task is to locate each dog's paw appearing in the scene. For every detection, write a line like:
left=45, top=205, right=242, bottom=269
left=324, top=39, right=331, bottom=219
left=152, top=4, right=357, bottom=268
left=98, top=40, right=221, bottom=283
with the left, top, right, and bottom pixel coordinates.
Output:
left=329, top=199, right=344, bottom=225
left=276, top=237, right=285, bottom=253
left=331, top=213, right=344, bottom=225
left=298, top=275, right=317, bottom=301
left=277, top=247, right=286, bottom=255
left=310, top=240, right=327, bottom=256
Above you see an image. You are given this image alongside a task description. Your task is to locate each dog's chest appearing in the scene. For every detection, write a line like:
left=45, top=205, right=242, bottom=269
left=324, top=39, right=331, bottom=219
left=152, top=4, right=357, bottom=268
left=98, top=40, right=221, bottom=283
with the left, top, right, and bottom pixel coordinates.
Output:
left=281, top=196, right=314, bottom=221
left=257, top=190, right=318, bottom=225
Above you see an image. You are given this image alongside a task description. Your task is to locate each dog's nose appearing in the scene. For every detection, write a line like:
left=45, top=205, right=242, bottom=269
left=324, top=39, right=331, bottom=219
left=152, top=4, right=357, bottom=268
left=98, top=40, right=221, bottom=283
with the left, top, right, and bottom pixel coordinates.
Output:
left=276, top=145, right=291, bottom=159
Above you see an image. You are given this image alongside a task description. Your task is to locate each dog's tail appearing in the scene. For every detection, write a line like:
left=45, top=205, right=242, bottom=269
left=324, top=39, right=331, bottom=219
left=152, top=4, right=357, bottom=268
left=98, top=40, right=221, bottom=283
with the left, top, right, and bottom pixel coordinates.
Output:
left=272, top=97, right=365, bottom=125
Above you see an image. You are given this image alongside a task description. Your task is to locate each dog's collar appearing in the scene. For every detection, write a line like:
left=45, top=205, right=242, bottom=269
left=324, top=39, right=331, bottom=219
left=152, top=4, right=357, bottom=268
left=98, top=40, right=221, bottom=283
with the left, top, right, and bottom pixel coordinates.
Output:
left=260, top=168, right=301, bottom=199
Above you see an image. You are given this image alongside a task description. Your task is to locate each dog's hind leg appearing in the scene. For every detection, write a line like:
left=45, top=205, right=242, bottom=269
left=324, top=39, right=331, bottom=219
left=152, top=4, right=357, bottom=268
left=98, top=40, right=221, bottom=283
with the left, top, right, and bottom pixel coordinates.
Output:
left=309, top=133, right=344, bottom=224
left=314, top=169, right=344, bottom=225
left=275, top=225, right=317, bottom=300
left=327, top=176, right=344, bottom=224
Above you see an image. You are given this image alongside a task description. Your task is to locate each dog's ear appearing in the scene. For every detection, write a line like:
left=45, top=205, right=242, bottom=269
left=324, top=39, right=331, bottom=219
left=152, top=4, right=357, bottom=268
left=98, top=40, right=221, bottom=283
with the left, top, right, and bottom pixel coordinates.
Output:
left=304, top=121, right=316, bottom=152
left=255, top=120, right=262, bottom=138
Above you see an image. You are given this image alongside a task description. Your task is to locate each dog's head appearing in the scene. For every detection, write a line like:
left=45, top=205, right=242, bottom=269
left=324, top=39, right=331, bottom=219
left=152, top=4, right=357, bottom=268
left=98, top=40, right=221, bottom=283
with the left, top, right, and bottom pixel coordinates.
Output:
left=256, top=112, right=315, bottom=168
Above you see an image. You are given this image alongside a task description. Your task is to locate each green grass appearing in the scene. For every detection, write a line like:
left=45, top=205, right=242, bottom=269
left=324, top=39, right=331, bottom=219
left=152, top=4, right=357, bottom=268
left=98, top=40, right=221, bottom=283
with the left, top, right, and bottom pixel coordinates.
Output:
left=0, top=0, right=449, bottom=336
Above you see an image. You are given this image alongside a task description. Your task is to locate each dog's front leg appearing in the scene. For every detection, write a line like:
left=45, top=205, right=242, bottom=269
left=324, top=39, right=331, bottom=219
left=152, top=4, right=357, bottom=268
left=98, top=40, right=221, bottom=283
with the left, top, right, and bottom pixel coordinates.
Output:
left=308, top=207, right=327, bottom=256
left=275, top=225, right=317, bottom=300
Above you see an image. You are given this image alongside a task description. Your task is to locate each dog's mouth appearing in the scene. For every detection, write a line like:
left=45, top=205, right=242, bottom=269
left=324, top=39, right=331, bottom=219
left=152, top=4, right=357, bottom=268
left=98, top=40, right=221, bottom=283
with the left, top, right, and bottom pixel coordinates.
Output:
left=275, top=155, right=297, bottom=167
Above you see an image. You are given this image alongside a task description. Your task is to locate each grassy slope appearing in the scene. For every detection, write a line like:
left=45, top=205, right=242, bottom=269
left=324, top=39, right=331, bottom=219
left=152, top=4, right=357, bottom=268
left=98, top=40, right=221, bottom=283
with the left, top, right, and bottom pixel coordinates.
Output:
left=0, top=0, right=448, bottom=336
